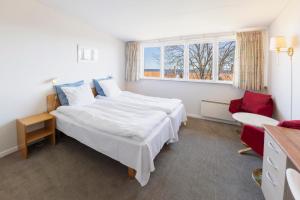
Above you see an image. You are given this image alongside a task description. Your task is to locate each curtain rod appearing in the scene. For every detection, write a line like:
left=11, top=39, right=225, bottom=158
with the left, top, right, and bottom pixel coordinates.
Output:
left=139, top=31, right=235, bottom=43
left=236, top=27, right=268, bottom=32
left=137, top=27, right=268, bottom=43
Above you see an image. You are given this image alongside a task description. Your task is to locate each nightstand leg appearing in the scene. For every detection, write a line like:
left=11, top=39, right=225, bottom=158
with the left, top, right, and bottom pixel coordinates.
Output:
left=49, top=134, right=56, bottom=145
left=17, top=121, right=28, bottom=159
left=46, top=117, right=56, bottom=145
left=19, top=145, right=28, bottom=159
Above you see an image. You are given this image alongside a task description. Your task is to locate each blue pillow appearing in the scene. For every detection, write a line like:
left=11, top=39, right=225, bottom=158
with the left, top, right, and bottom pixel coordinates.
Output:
left=54, top=80, right=84, bottom=106
left=93, top=76, right=112, bottom=96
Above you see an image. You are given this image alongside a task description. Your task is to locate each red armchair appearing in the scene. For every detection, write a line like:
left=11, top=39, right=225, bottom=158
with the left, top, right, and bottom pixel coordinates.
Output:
left=230, top=91, right=274, bottom=155
left=241, top=120, right=300, bottom=157
left=229, top=91, right=274, bottom=117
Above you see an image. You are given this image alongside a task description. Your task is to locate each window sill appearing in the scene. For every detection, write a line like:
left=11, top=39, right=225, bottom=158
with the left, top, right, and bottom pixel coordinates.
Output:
left=140, top=77, right=233, bottom=85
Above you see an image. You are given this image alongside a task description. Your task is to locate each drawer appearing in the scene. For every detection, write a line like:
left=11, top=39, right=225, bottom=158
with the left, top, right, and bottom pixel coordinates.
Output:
left=265, top=133, right=284, bottom=156
left=264, top=133, right=287, bottom=171
left=262, top=169, right=283, bottom=200
left=262, top=133, right=287, bottom=200
left=265, top=155, right=286, bottom=180
left=264, top=158, right=286, bottom=190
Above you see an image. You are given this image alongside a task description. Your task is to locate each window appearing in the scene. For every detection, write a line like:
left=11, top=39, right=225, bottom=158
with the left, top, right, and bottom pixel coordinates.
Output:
left=164, top=45, right=184, bottom=79
left=144, top=47, right=161, bottom=78
left=218, top=41, right=236, bottom=81
left=189, top=43, right=213, bottom=80
left=141, top=35, right=236, bottom=83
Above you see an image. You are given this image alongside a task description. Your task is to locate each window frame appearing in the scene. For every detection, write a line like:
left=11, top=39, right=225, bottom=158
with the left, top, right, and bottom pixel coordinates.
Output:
left=216, top=38, right=236, bottom=83
left=140, top=35, right=236, bottom=84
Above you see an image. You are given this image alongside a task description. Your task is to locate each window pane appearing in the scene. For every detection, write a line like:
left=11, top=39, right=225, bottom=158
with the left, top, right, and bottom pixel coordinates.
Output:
left=218, top=41, right=235, bottom=81
left=164, top=45, right=184, bottom=79
left=144, top=47, right=161, bottom=77
left=189, top=43, right=213, bottom=80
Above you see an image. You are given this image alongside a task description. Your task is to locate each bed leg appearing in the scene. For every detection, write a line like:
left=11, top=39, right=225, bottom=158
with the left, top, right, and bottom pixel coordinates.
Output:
left=183, top=121, right=187, bottom=126
left=128, top=167, right=136, bottom=179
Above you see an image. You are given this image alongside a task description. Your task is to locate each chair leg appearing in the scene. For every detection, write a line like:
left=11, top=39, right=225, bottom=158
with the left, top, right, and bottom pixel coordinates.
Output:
left=241, top=141, right=249, bottom=146
left=238, top=147, right=252, bottom=154
left=252, top=168, right=262, bottom=186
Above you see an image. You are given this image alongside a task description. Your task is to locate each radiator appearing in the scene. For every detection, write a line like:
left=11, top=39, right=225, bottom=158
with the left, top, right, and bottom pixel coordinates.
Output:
left=201, top=100, right=235, bottom=122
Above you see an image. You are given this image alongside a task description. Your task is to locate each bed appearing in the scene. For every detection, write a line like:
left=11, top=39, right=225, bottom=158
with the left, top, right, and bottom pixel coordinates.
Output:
left=47, top=88, right=185, bottom=186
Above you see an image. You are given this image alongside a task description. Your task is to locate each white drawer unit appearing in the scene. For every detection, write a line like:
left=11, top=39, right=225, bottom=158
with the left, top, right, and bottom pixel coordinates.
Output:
left=262, top=125, right=300, bottom=200
left=262, top=132, right=288, bottom=200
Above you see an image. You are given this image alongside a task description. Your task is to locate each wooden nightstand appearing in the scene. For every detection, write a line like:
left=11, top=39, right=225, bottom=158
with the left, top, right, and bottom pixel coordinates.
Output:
left=16, top=113, right=56, bottom=159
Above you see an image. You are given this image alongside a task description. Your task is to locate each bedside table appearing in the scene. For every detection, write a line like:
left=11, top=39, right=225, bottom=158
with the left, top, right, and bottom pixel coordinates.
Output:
left=16, top=113, right=56, bottom=159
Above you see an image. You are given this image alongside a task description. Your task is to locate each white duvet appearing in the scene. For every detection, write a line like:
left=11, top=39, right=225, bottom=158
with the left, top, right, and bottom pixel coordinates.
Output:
left=96, top=91, right=182, bottom=114
left=56, top=100, right=167, bottom=140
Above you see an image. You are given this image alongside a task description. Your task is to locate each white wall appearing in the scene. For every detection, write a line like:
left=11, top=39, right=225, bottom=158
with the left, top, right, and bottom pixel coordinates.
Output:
left=268, top=0, right=300, bottom=120
left=0, top=0, right=125, bottom=156
left=126, top=80, right=244, bottom=119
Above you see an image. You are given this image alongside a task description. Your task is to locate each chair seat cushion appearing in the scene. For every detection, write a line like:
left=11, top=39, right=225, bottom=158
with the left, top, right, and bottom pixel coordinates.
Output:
left=241, top=125, right=265, bottom=156
left=241, top=91, right=272, bottom=114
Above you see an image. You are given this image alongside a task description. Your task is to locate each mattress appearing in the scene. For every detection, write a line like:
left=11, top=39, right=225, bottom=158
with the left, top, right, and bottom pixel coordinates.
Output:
left=96, top=91, right=182, bottom=114
left=95, top=93, right=187, bottom=134
left=51, top=110, right=177, bottom=186
left=55, top=100, right=168, bottom=141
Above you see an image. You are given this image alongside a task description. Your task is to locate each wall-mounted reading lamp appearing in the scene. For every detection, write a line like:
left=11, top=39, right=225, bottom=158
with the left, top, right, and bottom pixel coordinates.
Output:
left=270, top=36, right=295, bottom=120
left=270, top=36, right=294, bottom=57
left=51, top=78, right=58, bottom=85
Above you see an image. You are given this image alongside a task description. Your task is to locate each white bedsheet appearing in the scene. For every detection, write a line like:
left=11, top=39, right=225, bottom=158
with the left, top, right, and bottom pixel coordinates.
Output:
left=170, top=104, right=187, bottom=134
left=56, top=101, right=167, bottom=141
left=51, top=110, right=177, bottom=186
left=96, top=91, right=182, bottom=114
left=95, top=92, right=187, bottom=133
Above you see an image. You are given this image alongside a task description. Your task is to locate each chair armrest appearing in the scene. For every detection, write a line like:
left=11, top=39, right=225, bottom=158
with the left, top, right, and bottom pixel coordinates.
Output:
left=278, top=120, right=300, bottom=130
left=229, top=98, right=243, bottom=114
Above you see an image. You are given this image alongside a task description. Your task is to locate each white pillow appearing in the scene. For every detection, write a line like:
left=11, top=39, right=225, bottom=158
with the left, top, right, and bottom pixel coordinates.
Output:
left=61, top=84, right=95, bottom=106
left=98, top=79, right=121, bottom=97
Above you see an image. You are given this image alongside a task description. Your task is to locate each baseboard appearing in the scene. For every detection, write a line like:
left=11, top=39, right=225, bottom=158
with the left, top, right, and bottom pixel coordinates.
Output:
left=187, top=113, right=240, bottom=126
left=0, top=146, right=18, bottom=158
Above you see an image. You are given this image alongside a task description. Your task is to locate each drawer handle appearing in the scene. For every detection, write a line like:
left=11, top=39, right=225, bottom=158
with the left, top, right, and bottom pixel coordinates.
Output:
left=266, top=171, right=277, bottom=187
left=268, top=141, right=279, bottom=154
left=267, top=156, right=278, bottom=170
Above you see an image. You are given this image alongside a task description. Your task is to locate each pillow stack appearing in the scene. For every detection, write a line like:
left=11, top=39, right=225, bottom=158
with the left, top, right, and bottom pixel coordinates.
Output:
left=93, top=77, right=121, bottom=97
left=54, top=80, right=84, bottom=106
left=53, top=77, right=121, bottom=106
left=54, top=80, right=95, bottom=106
left=61, top=84, right=95, bottom=106
left=93, top=77, right=112, bottom=96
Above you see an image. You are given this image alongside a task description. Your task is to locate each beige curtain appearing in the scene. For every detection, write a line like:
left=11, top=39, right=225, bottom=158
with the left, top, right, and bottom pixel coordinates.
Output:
left=233, top=31, right=264, bottom=91
left=125, top=42, right=140, bottom=81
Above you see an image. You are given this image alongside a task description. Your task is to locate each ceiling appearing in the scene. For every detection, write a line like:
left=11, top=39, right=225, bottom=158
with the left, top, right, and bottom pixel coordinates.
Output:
left=39, top=0, right=289, bottom=41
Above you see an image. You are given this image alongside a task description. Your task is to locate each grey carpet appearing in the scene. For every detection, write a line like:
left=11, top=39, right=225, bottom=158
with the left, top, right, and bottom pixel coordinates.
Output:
left=0, top=118, right=264, bottom=200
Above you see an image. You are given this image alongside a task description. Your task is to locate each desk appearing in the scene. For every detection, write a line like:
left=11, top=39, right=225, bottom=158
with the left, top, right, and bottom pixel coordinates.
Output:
left=262, top=125, right=300, bottom=200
